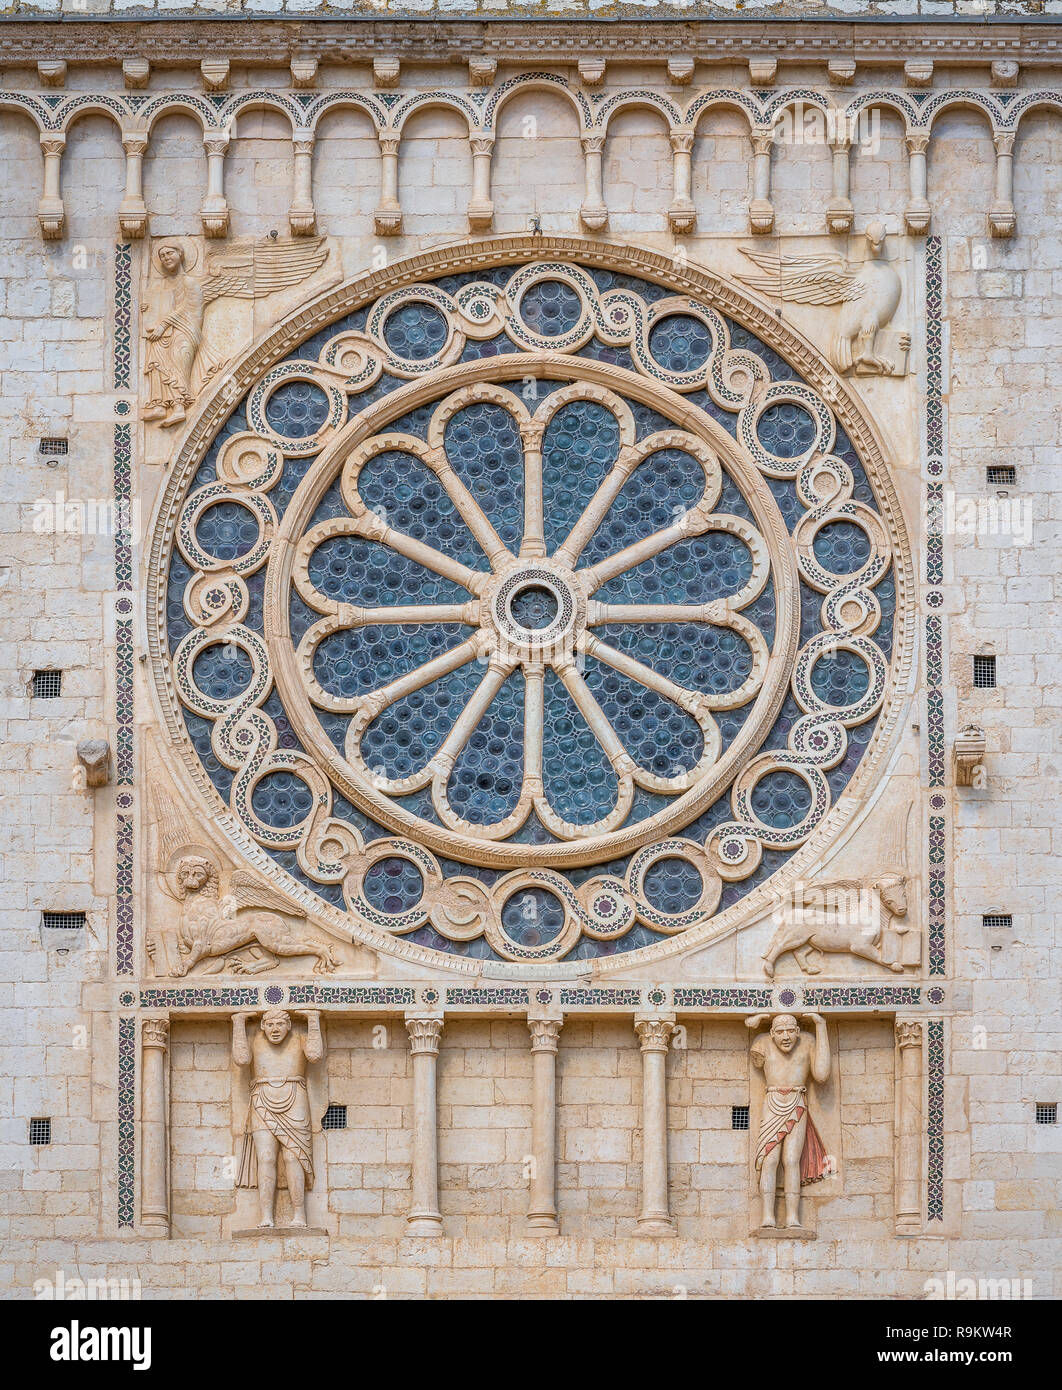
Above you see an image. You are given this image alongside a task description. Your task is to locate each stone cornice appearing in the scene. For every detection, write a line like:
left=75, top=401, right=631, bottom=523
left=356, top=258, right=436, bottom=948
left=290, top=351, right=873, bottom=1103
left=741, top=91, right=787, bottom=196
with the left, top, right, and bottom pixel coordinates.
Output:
left=1, top=19, right=1060, bottom=70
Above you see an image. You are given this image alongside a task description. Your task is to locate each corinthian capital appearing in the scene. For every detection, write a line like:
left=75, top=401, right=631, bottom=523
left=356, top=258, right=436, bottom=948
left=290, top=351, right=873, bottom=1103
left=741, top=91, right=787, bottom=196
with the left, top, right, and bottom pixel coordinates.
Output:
left=406, top=1015, right=443, bottom=1056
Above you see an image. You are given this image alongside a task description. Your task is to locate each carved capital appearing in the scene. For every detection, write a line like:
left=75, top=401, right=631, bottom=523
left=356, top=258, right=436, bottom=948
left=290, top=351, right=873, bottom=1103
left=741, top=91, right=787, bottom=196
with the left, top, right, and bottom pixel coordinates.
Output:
left=581, top=135, right=605, bottom=156
left=993, top=132, right=1016, bottom=158
left=470, top=137, right=495, bottom=159
left=895, top=1020, right=923, bottom=1051
left=669, top=128, right=695, bottom=156
left=378, top=136, right=401, bottom=158
left=667, top=57, right=695, bottom=86
left=748, top=58, right=777, bottom=87
left=904, top=59, right=934, bottom=88
left=828, top=59, right=857, bottom=86
left=40, top=135, right=66, bottom=158
left=76, top=739, right=111, bottom=788
left=406, top=1015, right=443, bottom=1056
left=122, top=134, right=149, bottom=158
left=954, top=724, right=987, bottom=787
left=635, top=1017, right=675, bottom=1053
left=203, top=134, right=230, bottom=158
left=142, top=1017, right=170, bottom=1050
left=37, top=60, right=66, bottom=88
left=905, top=131, right=930, bottom=156
left=529, top=1018, right=562, bottom=1054
left=750, top=128, right=775, bottom=158
left=991, top=60, right=1019, bottom=89
left=578, top=58, right=606, bottom=87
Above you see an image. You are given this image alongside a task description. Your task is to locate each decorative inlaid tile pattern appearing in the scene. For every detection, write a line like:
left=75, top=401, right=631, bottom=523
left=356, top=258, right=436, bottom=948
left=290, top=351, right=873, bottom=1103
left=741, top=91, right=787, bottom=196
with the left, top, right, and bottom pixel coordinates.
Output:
left=117, top=1016, right=135, bottom=1228
left=803, top=985, right=922, bottom=1008
left=924, top=237, right=947, bottom=983
left=139, top=987, right=260, bottom=1008
left=559, top=988, right=642, bottom=1008
left=928, top=815, right=946, bottom=976
left=673, top=987, right=773, bottom=1009
left=115, top=815, right=134, bottom=976
left=927, top=1017, right=945, bottom=1221
left=445, top=987, right=530, bottom=1006
left=114, top=243, right=132, bottom=392
left=287, top=984, right=416, bottom=1007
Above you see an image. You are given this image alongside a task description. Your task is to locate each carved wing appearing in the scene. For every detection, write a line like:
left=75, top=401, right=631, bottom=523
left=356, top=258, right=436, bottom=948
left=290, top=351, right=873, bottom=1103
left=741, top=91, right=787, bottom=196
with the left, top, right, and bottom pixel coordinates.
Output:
left=229, top=870, right=304, bottom=918
left=203, top=236, right=330, bottom=303
left=149, top=778, right=199, bottom=898
left=736, top=247, right=866, bottom=305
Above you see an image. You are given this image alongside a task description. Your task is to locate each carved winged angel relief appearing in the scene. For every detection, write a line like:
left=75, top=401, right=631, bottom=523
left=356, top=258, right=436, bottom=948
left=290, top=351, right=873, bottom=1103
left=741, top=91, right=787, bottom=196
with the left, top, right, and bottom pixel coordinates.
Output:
left=736, top=222, right=910, bottom=377
left=141, top=236, right=336, bottom=428
left=147, top=774, right=341, bottom=979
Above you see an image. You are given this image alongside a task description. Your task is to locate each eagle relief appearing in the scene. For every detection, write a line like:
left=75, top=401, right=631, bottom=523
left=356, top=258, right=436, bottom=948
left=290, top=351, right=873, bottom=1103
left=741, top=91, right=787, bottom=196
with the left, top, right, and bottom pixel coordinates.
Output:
left=736, top=222, right=910, bottom=378
left=140, top=234, right=340, bottom=428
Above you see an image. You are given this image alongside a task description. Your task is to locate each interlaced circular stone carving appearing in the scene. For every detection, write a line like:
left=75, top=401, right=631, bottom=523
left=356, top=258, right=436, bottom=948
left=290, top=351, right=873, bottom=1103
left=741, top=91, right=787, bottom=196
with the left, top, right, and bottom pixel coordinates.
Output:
left=155, top=248, right=909, bottom=967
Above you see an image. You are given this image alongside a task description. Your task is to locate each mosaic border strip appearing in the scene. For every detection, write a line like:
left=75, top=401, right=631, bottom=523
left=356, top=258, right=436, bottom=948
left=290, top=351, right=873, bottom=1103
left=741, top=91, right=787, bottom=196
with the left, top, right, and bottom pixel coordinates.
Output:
left=446, top=987, right=530, bottom=1007
left=117, top=1015, right=135, bottom=1228
left=114, top=243, right=131, bottom=392
left=559, top=988, right=642, bottom=1007
left=139, top=987, right=261, bottom=1008
left=115, top=816, right=134, bottom=976
left=927, top=1017, right=945, bottom=1221
left=924, top=236, right=946, bottom=982
left=803, top=985, right=922, bottom=1008
left=673, top=987, right=773, bottom=1009
left=289, top=984, right=416, bottom=1007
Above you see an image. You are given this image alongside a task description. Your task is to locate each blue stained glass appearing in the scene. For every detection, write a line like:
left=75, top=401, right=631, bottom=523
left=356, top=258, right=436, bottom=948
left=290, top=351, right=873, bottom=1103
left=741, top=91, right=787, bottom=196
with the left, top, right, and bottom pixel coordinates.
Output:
left=756, top=402, right=817, bottom=458
left=648, top=314, right=713, bottom=372
left=363, top=856, right=424, bottom=913
left=519, top=279, right=583, bottom=336
left=361, top=662, right=483, bottom=782
left=581, top=448, right=705, bottom=564
left=750, top=769, right=812, bottom=829
left=814, top=519, right=872, bottom=574
left=252, top=770, right=314, bottom=828
left=501, top=887, right=565, bottom=946
left=192, top=642, right=253, bottom=701
left=591, top=532, right=754, bottom=605
left=358, top=449, right=488, bottom=571
left=313, top=623, right=466, bottom=701
left=811, top=649, right=871, bottom=706
left=582, top=652, right=702, bottom=777
left=448, top=673, right=525, bottom=825
left=306, top=535, right=472, bottom=606
left=264, top=380, right=330, bottom=438
left=541, top=669, right=617, bottom=823
left=597, top=621, right=755, bottom=705
left=443, top=402, right=524, bottom=551
left=643, top=856, right=704, bottom=913
left=382, top=302, right=449, bottom=360
left=510, top=586, right=558, bottom=629
left=196, top=501, right=259, bottom=562
left=543, top=400, right=621, bottom=554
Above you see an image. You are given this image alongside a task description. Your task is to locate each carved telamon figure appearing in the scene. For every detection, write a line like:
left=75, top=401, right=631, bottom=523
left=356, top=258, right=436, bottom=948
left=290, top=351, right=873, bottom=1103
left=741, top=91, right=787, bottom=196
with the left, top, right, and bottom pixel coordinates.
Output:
left=141, top=236, right=331, bottom=427
left=747, top=1012, right=831, bottom=1230
left=233, top=1009, right=323, bottom=1229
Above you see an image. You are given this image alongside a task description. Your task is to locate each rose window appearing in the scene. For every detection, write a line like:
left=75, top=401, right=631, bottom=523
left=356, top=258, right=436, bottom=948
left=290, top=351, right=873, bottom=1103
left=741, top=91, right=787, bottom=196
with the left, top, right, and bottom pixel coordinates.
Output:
left=158, top=255, right=907, bottom=966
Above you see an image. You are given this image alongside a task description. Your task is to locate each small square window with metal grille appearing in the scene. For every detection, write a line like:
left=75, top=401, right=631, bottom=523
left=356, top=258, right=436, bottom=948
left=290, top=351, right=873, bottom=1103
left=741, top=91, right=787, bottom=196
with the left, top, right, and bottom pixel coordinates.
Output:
left=973, top=655, right=996, bottom=689
left=42, top=911, right=87, bottom=931
left=731, top=1105, right=750, bottom=1131
left=32, top=670, right=63, bottom=699
left=987, top=465, right=1016, bottom=486
left=322, top=1104, right=347, bottom=1130
left=1035, top=1103, right=1057, bottom=1125
left=29, top=1118, right=51, bottom=1146
left=38, top=437, right=68, bottom=457
left=982, top=913, right=1012, bottom=930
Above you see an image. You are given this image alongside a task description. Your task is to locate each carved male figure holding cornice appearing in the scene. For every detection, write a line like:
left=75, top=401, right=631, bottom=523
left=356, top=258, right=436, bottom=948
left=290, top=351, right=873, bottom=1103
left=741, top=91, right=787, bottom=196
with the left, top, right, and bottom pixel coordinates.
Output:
left=233, top=1009, right=323, bottom=1229
left=747, top=1012, right=831, bottom=1230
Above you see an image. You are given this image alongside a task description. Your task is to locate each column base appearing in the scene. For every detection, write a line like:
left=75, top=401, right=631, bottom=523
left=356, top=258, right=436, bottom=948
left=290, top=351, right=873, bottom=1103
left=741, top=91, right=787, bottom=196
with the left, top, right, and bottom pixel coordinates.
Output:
left=467, top=200, right=494, bottom=232
left=825, top=199, right=854, bottom=235
left=405, top=1214, right=444, bottom=1237
left=200, top=201, right=230, bottom=238
left=118, top=201, right=149, bottom=238
left=988, top=203, right=1016, bottom=239
left=526, top=1215, right=559, bottom=1235
left=748, top=199, right=775, bottom=235
left=289, top=203, right=317, bottom=236
left=232, top=1227, right=329, bottom=1239
left=752, top=1224, right=816, bottom=1240
left=636, top=1215, right=676, bottom=1237
left=579, top=203, right=609, bottom=232
left=667, top=200, right=696, bottom=234
left=374, top=205, right=403, bottom=237
left=904, top=201, right=931, bottom=236
left=38, top=199, right=64, bottom=240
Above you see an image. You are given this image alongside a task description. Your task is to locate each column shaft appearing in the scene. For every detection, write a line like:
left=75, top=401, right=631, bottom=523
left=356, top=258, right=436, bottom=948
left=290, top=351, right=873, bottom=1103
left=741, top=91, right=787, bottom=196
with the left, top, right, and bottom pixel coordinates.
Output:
left=140, top=1018, right=170, bottom=1230
left=528, top=1018, right=562, bottom=1232
left=406, top=1015, right=444, bottom=1235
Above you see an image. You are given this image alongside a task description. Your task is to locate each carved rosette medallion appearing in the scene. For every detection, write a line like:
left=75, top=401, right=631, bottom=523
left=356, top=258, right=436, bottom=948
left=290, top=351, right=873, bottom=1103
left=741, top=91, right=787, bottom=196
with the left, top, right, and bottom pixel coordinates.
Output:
left=149, top=240, right=912, bottom=971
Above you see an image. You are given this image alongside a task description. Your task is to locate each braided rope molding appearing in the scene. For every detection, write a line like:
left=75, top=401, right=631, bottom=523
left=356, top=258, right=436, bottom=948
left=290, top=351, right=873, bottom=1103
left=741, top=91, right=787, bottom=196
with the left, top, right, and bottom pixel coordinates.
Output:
left=145, top=234, right=915, bottom=977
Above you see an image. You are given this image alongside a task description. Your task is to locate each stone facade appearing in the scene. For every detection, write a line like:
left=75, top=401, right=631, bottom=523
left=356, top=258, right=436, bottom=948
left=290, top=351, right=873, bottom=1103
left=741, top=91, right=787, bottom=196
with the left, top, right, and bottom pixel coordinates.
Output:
left=0, top=10, right=1060, bottom=1301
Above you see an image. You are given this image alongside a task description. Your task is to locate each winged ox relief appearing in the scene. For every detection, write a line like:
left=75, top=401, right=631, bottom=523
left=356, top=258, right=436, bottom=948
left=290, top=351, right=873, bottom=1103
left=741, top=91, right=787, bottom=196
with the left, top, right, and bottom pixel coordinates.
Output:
left=141, top=235, right=338, bottom=428
left=736, top=222, right=910, bottom=378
